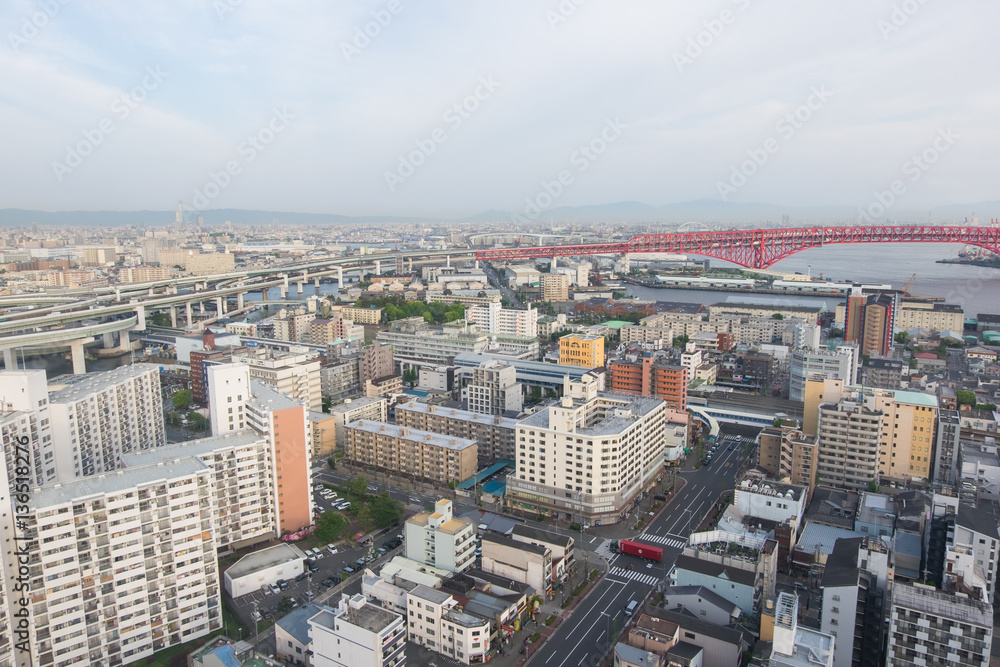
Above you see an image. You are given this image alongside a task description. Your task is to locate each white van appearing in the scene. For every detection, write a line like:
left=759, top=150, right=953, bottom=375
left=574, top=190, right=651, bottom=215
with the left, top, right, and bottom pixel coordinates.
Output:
left=625, top=600, right=639, bottom=615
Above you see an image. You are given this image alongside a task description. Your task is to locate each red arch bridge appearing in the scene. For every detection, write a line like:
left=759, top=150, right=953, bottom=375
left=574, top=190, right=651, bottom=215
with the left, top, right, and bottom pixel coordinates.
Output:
left=474, top=225, right=1000, bottom=270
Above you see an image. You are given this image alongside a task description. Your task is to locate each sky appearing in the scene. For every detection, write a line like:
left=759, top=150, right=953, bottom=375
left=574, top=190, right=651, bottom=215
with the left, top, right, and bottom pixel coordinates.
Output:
left=2, top=1, right=999, bottom=219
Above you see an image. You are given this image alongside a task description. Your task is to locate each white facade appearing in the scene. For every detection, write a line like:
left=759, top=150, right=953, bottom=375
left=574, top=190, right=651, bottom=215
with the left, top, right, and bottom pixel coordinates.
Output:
left=0, top=369, right=56, bottom=486
left=330, top=397, right=388, bottom=449
left=466, top=360, right=522, bottom=416
left=223, top=543, right=306, bottom=598
left=234, top=349, right=323, bottom=412
left=4, top=459, right=221, bottom=667
left=46, top=364, right=165, bottom=480
left=406, top=585, right=491, bottom=665
left=733, top=480, right=807, bottom=526
left=207, top=363, right=251, bottom=435
left=789, top=345, right=858, bottom=402
left=886, top=583, right=992, bottom=667
left=309, top=594, right=406, bottom=667
left=403, top=499, right=476, bottom=573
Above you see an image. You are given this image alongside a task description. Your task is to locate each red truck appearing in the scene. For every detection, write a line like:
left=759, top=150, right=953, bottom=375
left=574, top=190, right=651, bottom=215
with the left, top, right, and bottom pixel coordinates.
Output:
left=612, top=539, right=663, bottom=562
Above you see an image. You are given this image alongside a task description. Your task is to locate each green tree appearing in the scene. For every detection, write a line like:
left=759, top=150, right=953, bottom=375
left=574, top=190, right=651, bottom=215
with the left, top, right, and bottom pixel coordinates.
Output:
left=277, top=596, right=296, bottom=613
left=773, top=418, right=784, bottom=428
left=957, top=390, right=977, bottom=406
left=187, top=412, right=208, bottom=431
left=894, top=331, right=909, bottom=345
left=866, top=480, right=881, bottom=493
left=828, top=328, right=844, bottom=339
left=771, top=313, right=784, bottom=320
left=166, top=412, right=181, bottom=427
left=356, top=505, right=375, bottom=533
left=371, top=492, right=404, bottom=528
left=322, top=397, right=332, bottom=413
left=315, top=511, right=347, bottom=542
left=172, top=389, right=192, bottom=410
left=148, top=312, right=171, bottom=327
left=349, top=476, right=368, bottom=499
left=327, top=454, right=337, bottom=470
left=403, top=369, right=418, bottom=386
left=672, top=334, right=690, bottom=348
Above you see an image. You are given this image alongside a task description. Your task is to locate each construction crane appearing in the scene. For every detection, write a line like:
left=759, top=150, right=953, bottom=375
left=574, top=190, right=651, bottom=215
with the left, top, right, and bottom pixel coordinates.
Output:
left=902, top=273, right=916, bottom=294
left=513, top=236, right=522, bottom=247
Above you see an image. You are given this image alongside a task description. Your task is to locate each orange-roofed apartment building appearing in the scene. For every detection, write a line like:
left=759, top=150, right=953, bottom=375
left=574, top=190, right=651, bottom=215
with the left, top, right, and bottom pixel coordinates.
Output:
left=609, top=354, right=689, bottom=410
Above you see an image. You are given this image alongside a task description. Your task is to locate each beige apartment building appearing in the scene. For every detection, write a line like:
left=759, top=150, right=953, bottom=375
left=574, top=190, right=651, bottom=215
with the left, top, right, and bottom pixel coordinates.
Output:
left=540, top=273, right=570, bottom=302
left=895, top=300, right=964, bottom=333
left=406, top=585, right=491, bottom=664
left=340, top=305, right=385, bottom=325
left=345, top=420, right=478, bottom=483
left=233, top=348, right=323, bottom=412
left=403, top=499, right=477, bottom=572
left=120, top=266, right=175, bottom=283
left=329, top=397, right=388, bottom=449
left=395, top=400, right=519, bottom=463
left=186, top=252, right=235, bottom=275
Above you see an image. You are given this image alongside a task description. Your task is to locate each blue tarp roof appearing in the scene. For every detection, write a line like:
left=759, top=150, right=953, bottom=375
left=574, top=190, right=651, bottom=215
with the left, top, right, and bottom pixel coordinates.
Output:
left=482, top=480, right=506, bottom=496
left=205, top=645, right=241, bottom=667
left=457, top=460, right=514, bottom=490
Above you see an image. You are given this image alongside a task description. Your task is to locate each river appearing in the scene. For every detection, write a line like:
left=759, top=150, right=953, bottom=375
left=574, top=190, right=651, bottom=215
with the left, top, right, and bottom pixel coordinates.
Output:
left=624, top=243, right=1000, bottom=317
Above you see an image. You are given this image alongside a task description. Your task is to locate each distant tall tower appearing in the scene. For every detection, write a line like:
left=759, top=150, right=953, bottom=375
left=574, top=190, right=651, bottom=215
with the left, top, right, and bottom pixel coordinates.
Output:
left=174, top=201, right=184, bottom=231
left=30, top=222, right=38, bottom=234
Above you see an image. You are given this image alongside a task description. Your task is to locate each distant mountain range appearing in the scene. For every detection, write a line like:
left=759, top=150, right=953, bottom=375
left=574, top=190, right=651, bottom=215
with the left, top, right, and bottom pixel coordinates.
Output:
left=3, top=199, right=1000, bottom=227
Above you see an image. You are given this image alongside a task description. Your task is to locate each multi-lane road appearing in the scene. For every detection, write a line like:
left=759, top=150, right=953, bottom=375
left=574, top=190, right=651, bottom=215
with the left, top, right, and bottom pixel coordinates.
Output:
left=526, top=425, right=760, bottom=667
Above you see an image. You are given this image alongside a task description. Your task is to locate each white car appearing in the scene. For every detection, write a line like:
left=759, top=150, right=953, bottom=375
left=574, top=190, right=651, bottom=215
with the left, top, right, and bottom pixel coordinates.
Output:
left=326, top=544, right=338, bottom=555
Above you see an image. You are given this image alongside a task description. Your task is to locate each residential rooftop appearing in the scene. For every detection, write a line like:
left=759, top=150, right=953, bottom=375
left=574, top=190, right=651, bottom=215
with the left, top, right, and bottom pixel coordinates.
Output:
left=346, top=420, right=477, bottom=451
left=892, top=582, right=992, bottom=627
left=47, top=363, right=160, bottom=403
left=120, top=429, right=265, bottom=467
left=396, top=400, right=520, bottom=428
left=226, top=543, right=306, bottom=580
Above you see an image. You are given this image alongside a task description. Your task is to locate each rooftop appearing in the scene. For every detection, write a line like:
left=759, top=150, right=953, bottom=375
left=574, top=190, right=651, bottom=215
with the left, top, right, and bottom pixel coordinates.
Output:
left=347, top=420, right=477, bottom=451
left=120, top=430, right=265, bottom=467
left=518, top=391, right=664, bottom=437
left=482, top=532, right=549, bottom=556
left=340, top=600, right=401, bottom=634
left=247, top=379, right=302, bottom=411
left=511, top=523, right=573, bottom=549
left=226, top=543, right=306, bottom=580
left=408, top=584, right=453, bottom=605
left=397, top=400, right=520, bottom=430
left=47, top=363, right=159, bottom=403
left=892, top=582, right=992, bottom=626
left=30, top=456, right=209, bottom=508
left=673, top=554, right=756, bottom=587
left=614, top=643, right=661, bottom=667
left=329, top=396, right=386, bottom=415
left=276, top=602, right=331, bottom=645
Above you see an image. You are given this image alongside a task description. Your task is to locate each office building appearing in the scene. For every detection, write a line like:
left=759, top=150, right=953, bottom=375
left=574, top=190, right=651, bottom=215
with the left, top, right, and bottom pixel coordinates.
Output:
left=309, top=594, right=406, bottom=667
left=46, top=364, right=166, bottom=479
left=329, top=397, right=388, bottom=450
left=395, top=400, right=518, bottom=464
left=506, top=377, right=667, bottom=526
left=670, top=543, right=778, bottom=616
left=234, top=347, right=323, bottom=412
left=5, top=458, right=221, bottom=667
left=403, top=499, right=476, bottom=572
left=309, top=314, right=358, bottom=346
left=558, top=333, right=604, bottom=368
left=608, top=355, right=688, bottom=410
left=886, top=583, right=991, bottom=667
left=466, top=359, right=522, bottom=415
left=708, top=302, right=824, bottom=323
left=119, top=266, right=174, bottom=283
left=466, top=302, right=538, bottom=338
left=820, top=537, right=891, bottom=667
left=788, top=345, right=858, bottom=402
left=359, top=342, right=395, bottom=387
left=539, top=273, right=569, bottom=302
left=345, top=421, right=478, bottom=483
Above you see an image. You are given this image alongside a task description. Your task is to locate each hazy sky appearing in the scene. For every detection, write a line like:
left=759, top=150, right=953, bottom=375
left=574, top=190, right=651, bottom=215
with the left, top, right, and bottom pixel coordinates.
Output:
left=3, top=1, right=998, bottom=218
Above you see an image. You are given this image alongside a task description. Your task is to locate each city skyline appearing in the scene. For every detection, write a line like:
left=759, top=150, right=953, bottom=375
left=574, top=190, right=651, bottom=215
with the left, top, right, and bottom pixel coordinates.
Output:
left=2, top=1, right=998, bottom=217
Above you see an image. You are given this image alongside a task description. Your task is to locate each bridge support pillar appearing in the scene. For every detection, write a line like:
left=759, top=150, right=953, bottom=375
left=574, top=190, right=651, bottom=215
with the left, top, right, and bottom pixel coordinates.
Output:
left=216, top=297, right=224, bottom=314
left=408, top=258, right=413, bottom=272
left=199, top=301, right=205, bottom=314
left=446, top=255, right=451, bottom=268
left=115, top=287, right=121, bottom=302
left=149, top=288, right=155, bottom=296
left=375, top=260, right=381, bottom=276
left=237, top=292, right=245, bottom=310
left=551, top=256, right=557, bottom=269
left=337, top=267, right=344, bottom=290
left=282, top=274, right=289, bottom=289
left=170, top=306, right=177, bottom=328
left=103, top=332, right=115, bottom=348
left=136, top=306, right=146, bottom=330
left=621, top=253, right=629, bottom=274
left=279, top=285, right=288, bottom=299
left=297, top=280, right=305, bottom=295
left=475, top=260, right=480, bottom=269
left=3, top=348, right=15, bottom=370
left=314, top=277, right=320, bottom=289
left=185, top=302, right=193, bottom=326
left=261, top=289, right=268, bottom=302
left=118, top=331, right=132, bottom=352
left=69, top=339, right=87, bottom=375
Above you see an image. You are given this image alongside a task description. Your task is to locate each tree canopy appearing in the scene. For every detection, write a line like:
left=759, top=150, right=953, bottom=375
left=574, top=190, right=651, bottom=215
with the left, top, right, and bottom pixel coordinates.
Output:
left=957, top=390, right=977, bottom=406
left=357, top=296, right=465, bottom=324
left=172, top=389, right=192, bottom=410
left=315, top=511, right=347, bottom=542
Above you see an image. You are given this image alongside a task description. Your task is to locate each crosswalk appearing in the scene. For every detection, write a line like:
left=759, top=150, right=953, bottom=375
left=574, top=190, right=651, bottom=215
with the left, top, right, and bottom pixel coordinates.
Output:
left=608, top=566, right=662, bottom=586
left=633, top=533, right=687, bottom=549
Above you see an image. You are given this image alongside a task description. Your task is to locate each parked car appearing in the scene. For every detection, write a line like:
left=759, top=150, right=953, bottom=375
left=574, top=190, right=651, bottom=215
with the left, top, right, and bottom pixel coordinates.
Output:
left=304, top=590, right=315, bottom=601
left=321, top=577, right=336, bottom=588
left=251, top=610, right=262, bottom=622
left=326, top=544, right=338, bottom=555
left=262, top=584, right=276, bottom=596
left=262, top=608, right=274, bottom=619
left=307, top=560, right=319, bottom=572
left=277, top=579, right=289, bottom=590
left=295, top=572, right=309, bottom=583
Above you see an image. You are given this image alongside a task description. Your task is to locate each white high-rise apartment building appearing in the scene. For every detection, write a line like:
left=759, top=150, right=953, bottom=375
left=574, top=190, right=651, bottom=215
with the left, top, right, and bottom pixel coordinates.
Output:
left=466, top=360, right=522, bottom=416
left=1, top=458, right=221, bottom=667
left=309, top=593, right=406, bottom=667
left=815, top=399, right=883, bottom=490
left=466, top=302, right=538, bottom=338
left=233, top=348, right=322, bottom=412
left=207, top=363, right=251, bottom=435
left=0, top=366, right=164, bottom=483
left=506, top=377, right=667, bottom=526
left=121, top=430, right=275, bottom=550
left=0, top=371, right=56, bottom=487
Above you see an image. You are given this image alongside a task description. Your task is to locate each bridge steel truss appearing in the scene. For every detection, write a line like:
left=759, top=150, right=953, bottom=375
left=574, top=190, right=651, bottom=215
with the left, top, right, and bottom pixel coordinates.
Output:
left=474, top=225, right=1000, bottom=270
